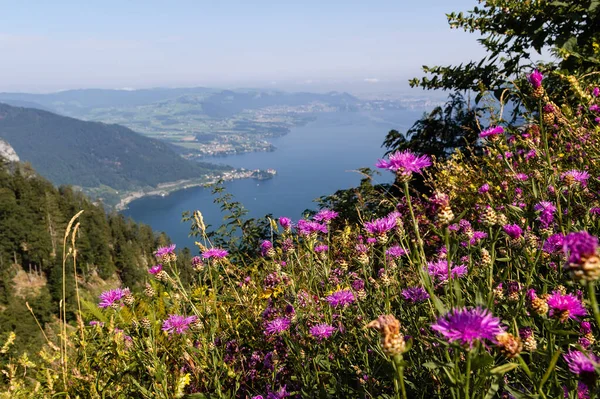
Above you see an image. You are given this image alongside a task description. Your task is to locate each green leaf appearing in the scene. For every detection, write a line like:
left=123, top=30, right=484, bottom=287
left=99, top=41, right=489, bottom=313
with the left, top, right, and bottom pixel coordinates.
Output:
left=471, top=352, right=494, bottom=372
left=547, top=329, right=579, bottom=336
left=489, top=362, right=518, bottom=375
left=484, top=375, right=501, bottom=399
left=539, top=349, right=562, bottom=390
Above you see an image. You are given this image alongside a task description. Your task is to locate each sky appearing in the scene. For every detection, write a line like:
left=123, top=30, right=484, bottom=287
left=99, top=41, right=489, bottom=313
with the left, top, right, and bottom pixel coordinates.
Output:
left=0, top=0, right=489, bottom=93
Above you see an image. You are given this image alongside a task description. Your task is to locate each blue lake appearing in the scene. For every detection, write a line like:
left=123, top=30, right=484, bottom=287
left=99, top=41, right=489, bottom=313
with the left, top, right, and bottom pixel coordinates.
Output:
left=122, top=110, right=423, bottom=248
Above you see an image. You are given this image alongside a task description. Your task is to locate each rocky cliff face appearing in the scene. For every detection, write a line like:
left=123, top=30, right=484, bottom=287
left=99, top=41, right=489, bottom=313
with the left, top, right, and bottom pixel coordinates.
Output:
left=0, top=139, right=19, bottom=162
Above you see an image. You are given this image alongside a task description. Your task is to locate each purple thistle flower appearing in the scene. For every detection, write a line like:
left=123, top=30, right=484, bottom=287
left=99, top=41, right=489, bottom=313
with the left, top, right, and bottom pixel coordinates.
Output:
left=479, top=183, right=490, bottom=193
left=278, top=217, right=292, bottom=230
left=98, top=288, right=130, bottom=309
left=427, top=260, right=467, bottom=283
left=192, top=256, right=203, bottom=267
left=386, top=245, right=408, bottom=258
left=528, top=69, right=543, bottom=89
left=519, top=327, right=533, bottom=340
left=309, top=323, right=336, bottom=341
left=590, top=105, right=600, bottom=112
left=431, top=307, right=504, bottom=347
left=148, top=264, right=163, bottom=275
left=515, top=173, right=529, bottom=181
left=593, top=87, right=600, bottom=97
left=364, top=214, right=397, bottom=235
left=314, top=244, right=329, bottom=253
left=534, top=201, right=556, bottom=214
left=544, top=233, right=565, bottom=253
left=351, top=279, right=365, bottom=291
left=376, top=150, right=431, bottom=177
left=563, top=231, right=598, bottom=264
left=535, top=201, right=557, bottom=228
left=525, top=149, right=537, bottom=160
left=469, top=231, right=488, bottom=245
left=266, top=386, right=290, bottom=399
left=326, top=289, right=355, bottom=308
left=561, top=170, right=590, bottom=185
left=154, top=244, right=176, bottom=259
left=480, top=126, right=504, bottom=138
left=89, top=320, right=104, bottom=327
left=260, top=240, right=273, bottom=257
left=401, top=286, right=430, bottom=303
left=162, top=314, right=197, bottom=334
left=503, top=224, right=523, bottom=240
left=264, top=317, right=291, bottom=335
left=547, top=291, right=587, bottom=322
left=581, top=321, right=593, bottom=335
left=590, top=207, right=600, bottom=216
left=296, top=219, right=328, bottom=236
left=313, top=209, right=339, bottom=223
left=564, top=350, right=599, bottom=375
left=202, top=248, right=229, bottom=259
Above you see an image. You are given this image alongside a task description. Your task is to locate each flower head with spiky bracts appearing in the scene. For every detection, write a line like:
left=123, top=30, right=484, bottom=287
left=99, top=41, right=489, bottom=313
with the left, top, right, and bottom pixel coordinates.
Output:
left=279, top=217, right=292, bottom=230
left=528, top=70, right=543, bottom=89
left=431, top=307, right=504, bottom=348
left=386, top=245, right=408, bottom=259
left=427, top=260, right=467, bottom=284
left=154, top=244, right=176, bottom=262
left=98, top=288, right=130, bottom=309
left=264, top=317, right=291, bottom=336
left=561, top=170, right=590, bottom=186
left=534, top=201, right=557, bottom=228
left=162, top=314, right=197, bottom=335
left=503, top=224, right=523, bottom=240
left=376, top=150, right=431, bottom=181
left=480, top=126, right=504, bottom=139
left=296, top=219, right=328, bottom=237
left=260, top=240, right=275, bottom=257
left=401, top=286, right=430, bottom=303
left=546, top=291, right=587, bottom=322
left=148, top=264, right=163, bottom=275
left=543, top=233, right=565, bottom=254
left=326, top=289, right=355, bottom=308
left=202, top=248, right=229, bottom=259
left=563, top=232, right=598, bottom=264
left=564, top=350, right=599, bottom=375
left=313, top=209, right=338, bottom=223
left=309, top=324, right=336, bottom=341
left=364, top=213, right=397, bottom=236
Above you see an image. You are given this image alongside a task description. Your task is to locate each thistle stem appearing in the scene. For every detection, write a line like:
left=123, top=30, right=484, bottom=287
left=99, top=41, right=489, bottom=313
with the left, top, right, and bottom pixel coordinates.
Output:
left=587, top=282, right=600, bottom=330
left=465, top=351, right=472, bottom=399
left=392, top=354, right=407, bottom=399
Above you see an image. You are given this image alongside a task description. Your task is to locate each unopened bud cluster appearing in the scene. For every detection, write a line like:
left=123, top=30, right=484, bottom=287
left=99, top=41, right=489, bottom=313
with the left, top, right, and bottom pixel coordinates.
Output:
left=366, top=315, right=407, bottom=357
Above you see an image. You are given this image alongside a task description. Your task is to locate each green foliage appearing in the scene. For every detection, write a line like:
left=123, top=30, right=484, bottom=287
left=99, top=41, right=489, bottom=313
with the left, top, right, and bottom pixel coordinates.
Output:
left=382, top=92, right=484, bottom=161
left=316, top=167, right=397, bottom=225
left=411, top=0, right=600, bottom=92
left=0, top=158, right=163, bottom=354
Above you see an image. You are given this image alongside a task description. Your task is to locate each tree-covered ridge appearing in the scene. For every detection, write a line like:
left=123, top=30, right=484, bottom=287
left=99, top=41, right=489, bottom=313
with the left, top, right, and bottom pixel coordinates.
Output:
left=0, top=158, right=179, bottom=352
left=0, top=103, right=230, bottom=193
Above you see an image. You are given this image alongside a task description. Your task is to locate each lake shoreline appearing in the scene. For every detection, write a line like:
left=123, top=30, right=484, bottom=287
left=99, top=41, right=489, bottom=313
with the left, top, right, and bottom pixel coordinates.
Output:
left=115, top=168, right=276, bottom=211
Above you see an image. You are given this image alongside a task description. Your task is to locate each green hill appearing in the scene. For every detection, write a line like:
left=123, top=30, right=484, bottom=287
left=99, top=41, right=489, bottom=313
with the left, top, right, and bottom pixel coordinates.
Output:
left=0, top=103, right=229, bottom=199
left=0, top=158, right=196, bottom=352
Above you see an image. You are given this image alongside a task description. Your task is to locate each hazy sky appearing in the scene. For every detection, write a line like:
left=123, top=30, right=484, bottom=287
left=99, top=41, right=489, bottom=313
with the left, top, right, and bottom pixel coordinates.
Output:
left=0, top=0, right=488, bottom=93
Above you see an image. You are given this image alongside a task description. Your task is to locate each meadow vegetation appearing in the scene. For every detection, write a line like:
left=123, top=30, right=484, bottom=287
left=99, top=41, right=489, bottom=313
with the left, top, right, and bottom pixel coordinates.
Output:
left=2, top=1, right=600, bottom=398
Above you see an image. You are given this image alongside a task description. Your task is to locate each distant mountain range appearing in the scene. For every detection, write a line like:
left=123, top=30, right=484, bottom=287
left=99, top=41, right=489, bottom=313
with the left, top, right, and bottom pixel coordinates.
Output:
left=0, top=87, right=363, bottom=117
left=0, top=103, right=229, bottom=203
